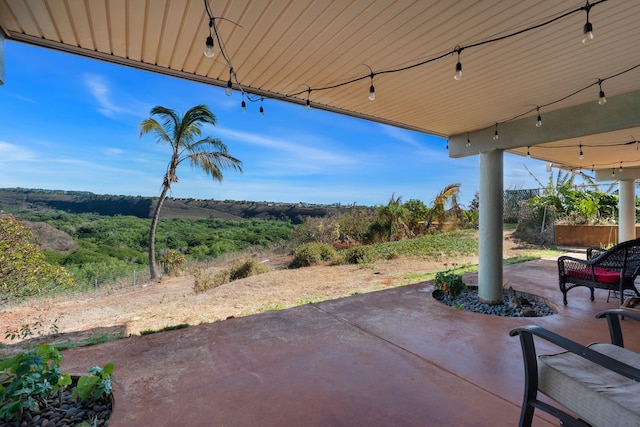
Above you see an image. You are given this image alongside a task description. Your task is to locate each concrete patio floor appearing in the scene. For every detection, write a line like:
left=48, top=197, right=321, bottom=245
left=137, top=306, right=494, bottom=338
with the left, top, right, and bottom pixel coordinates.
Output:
left=60, top=256, right=640, bottom=426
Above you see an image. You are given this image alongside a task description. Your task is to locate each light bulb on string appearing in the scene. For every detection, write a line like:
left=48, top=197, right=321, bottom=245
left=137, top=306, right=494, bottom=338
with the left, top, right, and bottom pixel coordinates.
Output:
left=591, top=165, right=595, bottom=173
left=579, top=144, right=584, bottom=160
left=204, top=35, right=214, bottom=58
left=453, top=47, right=463, bottom=81
left=526, top=146, right=530, bottom=158
left=535, top=107, right=542, bottom=127
left=241, top=99, right=246, bottom=114
left=305, top=89, right=312, bottom=112
left=204, top=18, right=215, bottom=57
left=598, top=80, right=607, bottom=105
left=466, top=134, right=471, bottom=148
left=612, top=168, right=616, bottom=177
left=493, top=123, right=499, bottom=140
left=368, top=74, right=375, bottom=101
left=225, top=68, right=233, bottom=96
left=619, top=162, right=623, bottom=173
left=582, top=2, right=594, bottom=44
left=260, top=98, right=265, bottom=118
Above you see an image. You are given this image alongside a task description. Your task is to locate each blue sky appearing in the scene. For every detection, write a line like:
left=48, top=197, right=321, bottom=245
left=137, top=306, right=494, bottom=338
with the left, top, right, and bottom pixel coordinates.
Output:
left=0, top=42, right=548, bottom=207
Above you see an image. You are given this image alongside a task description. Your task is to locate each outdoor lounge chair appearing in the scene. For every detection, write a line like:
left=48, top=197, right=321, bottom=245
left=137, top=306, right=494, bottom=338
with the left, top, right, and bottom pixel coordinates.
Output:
left=557, top=238, right=640, bottom=305
left=510, top=308, right=640, bottom=427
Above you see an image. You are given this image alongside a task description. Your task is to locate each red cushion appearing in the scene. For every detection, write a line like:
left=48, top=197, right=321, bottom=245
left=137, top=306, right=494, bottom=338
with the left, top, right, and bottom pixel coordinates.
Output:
left=566, top=267, right=620, bottom=284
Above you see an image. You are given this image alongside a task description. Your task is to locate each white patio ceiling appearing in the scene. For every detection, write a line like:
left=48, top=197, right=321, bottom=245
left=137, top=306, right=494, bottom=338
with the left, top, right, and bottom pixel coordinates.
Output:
left=1, top=0, right=639, bottom=175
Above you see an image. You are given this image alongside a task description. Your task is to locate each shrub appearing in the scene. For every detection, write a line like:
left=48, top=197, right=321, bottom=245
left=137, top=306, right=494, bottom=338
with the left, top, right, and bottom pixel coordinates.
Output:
left=343, top=245, right=377, bottom=265
left=193, top=268, right=229, bottom=294
left=434, top=271, right=467, bottom=298
left=289, top=243, right=336, bottom=268
left=0, top=215, right=75, bottom=304
left=229, top=259, right=269, bottom=281
left=159, top=249, right=186, bottom=276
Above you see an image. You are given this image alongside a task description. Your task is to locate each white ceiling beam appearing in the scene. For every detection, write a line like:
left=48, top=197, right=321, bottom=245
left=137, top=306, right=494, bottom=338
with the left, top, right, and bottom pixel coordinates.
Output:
left=448, top=89, right=640, bottom=158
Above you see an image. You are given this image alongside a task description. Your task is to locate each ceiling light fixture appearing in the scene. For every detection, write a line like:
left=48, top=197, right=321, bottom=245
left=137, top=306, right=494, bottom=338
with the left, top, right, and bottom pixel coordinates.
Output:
left=305, top=89, right=312, bottom=112
left=225, top=69, right=233, bottom=96
left=368, top=74, right=375, bottom=101
left=493, top=123, right=499, bottom=140
left=582, top=1, right=595, bottom=44
left=526, top=146, right=531, bottom=158
left=598, top=79, right=607, bottom=105
left=454, top=47, right=463, bottom=81
left=260, top=98, right=265, bottom=118
left=619, top=161, right=623, bottom=172
left=466, top=133, right=471, bottom=147
left=579, top=144, right=584, bottom=159
left=204, top=19, right=215, bottom=58
left=241, top=98, right=246, bottom=114
left=536, top=107, right=542, bottom=127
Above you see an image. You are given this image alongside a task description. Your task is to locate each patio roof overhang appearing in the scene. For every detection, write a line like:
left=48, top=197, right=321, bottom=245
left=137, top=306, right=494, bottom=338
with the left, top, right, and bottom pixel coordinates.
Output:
left=1, top=0, right=639, bottom=179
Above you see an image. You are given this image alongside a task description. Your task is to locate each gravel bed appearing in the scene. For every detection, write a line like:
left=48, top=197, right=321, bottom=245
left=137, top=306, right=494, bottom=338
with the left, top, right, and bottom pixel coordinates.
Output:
left=0, top=389, right=111, bottom=427
left=433, top=287, right=557, bottom=317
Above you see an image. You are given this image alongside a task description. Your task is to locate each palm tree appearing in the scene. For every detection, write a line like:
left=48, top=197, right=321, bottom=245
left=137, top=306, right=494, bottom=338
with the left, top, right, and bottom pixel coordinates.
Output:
left=425, top=183, right=462, bottom=229
left=140, top=105, right=243, bottom=280
left=377, top=194, right=409, bottom=241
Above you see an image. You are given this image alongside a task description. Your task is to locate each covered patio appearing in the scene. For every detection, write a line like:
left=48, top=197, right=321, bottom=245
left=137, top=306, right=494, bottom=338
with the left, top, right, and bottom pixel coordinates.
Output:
left=2, top=2, right=640, bottom=425
left=1, top=0, right=639, bottom=303
left=58, top=256, right=639, bottom=426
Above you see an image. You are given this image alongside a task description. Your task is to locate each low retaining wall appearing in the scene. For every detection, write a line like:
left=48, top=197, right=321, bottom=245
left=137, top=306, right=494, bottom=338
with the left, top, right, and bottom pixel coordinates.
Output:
left=554, top=224, right=640, bottom=247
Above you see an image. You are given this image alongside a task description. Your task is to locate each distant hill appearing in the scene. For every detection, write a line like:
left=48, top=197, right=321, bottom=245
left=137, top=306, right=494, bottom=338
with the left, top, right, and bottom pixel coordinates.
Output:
left=0, top=188, right=367, bottom=223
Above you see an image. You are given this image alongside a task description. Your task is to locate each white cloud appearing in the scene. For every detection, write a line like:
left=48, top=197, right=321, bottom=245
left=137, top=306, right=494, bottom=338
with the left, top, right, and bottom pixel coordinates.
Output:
left=0, top=141, right=35, bottom=162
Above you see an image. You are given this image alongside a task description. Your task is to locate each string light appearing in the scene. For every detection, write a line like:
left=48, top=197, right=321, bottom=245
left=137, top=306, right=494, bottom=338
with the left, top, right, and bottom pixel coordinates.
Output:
left=466, top=133, right=471, bottom=147
left=535, top=107, right=542, bottom=127
left=260, top=98, right=265, bottom=118
left=612, top=168, right=616, bottom=177
left=493, top=123, right=499, bottom=140
left=619, top=161, right=623, bottom=172
left=225, top=68, right=233, bottom=96
left=454, top=47, right=463, bottom=81
left=203, top=0, right=624, bottom=121
left=579, top=143, right=584, bottom=159
left=526, top=146, right=530, bottom=158
left=241, top=98, right=246, bottom=114
left=305, top=89, right=312, bottom=112
left=598, top=79, right=607, bottom=105
left=582, top=1, right=595, bottom=44
left=368, top=74, right=375, bottom=101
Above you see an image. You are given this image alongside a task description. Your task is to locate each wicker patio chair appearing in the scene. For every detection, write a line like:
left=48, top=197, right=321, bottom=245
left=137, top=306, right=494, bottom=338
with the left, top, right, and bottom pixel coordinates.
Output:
left=510, top=308, right=640, bottom=427
left=557, top=238, right=640, bottom=305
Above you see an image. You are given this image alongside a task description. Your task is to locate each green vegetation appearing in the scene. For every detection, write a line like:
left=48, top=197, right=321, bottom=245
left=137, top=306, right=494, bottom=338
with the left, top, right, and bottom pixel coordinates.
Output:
left=6, top=211, right=292, bottom=294
left=434, top=270, right=467, bottom=298
left=139, top=104, right=243, bottom=280
left=0, top=215, right=75, bottom=304
left=289, top=242, right=337, bottom=268
left=0, top=344, right=113, bottom=423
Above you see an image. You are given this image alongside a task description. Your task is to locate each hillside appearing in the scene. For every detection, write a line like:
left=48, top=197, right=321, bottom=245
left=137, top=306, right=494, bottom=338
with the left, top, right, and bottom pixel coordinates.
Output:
left=0, top=188, right=369, bottom=222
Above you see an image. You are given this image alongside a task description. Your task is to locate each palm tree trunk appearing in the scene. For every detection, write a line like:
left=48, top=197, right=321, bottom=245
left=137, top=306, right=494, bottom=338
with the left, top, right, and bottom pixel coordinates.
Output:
left=148, top=184, right=170, bottom=280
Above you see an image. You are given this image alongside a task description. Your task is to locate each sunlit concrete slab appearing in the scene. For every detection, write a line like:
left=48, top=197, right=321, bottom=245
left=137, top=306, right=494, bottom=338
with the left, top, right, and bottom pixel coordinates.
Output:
left=61, top=258, right=637, bottom=426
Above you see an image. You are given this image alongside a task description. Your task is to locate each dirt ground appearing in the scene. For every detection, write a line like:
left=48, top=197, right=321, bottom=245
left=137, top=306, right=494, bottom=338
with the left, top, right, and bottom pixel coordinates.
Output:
left=0, top=232, right=531, bottom=357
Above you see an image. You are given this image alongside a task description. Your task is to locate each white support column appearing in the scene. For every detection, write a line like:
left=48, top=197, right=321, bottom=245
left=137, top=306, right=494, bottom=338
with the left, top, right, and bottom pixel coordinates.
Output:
left=618, top=179, right=636, bottom=242
left=478, top=149, right=503, bottom=304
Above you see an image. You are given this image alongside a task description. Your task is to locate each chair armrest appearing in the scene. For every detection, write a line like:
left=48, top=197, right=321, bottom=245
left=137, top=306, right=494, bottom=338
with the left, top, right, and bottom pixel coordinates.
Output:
left=595, top=308, right=640, bottom=347
left=509, top=325, right=640, bottom=382
left=586, top=246, right=607, bottom=260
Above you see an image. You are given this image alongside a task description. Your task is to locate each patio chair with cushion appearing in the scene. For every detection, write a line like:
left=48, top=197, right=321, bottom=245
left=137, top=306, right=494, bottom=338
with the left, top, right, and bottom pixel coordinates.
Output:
left=510, top=308, right=640, bottom=427
left=557, top=238, right=640, bottom=305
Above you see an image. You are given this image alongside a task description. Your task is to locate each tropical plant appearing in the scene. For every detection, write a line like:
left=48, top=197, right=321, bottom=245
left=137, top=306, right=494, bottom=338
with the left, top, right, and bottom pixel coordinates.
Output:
left=376, top=194, right=410, bottom=241
left=139, top=105, right=243, bottom=280
left=434, top=270, right=467, bottom=298
left=425, top=183, right=463, bottom=230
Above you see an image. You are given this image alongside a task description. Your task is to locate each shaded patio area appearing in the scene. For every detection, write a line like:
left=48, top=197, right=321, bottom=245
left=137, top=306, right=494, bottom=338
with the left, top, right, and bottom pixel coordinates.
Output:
left=60, top=255, right=640, bottom=426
